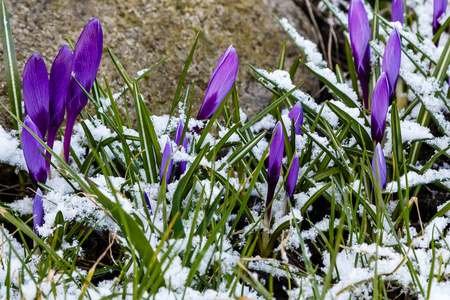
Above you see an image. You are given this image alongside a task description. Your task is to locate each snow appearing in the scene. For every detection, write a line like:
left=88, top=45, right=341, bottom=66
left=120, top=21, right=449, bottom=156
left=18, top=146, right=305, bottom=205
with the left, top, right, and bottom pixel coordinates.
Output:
left=400, top=68, right=450, bottom=135
left=0, top=126, right=26, bottom=170
left=305, top=62, right=358, bottom=105
left=328, top=99, right=369, bottom=130
left=384, top=120, right=433, bottom=153
left=256, top=68, right=339, bottom=127
left=386, top=169, right=450, bottom=193
left=278, top=18, right=326, bottom=67
left=137, top=68, right=150, bottom=77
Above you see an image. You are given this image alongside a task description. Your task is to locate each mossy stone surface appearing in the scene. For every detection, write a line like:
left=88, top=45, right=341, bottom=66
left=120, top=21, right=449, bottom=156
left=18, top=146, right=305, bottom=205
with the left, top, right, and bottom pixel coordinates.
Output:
left=0, top=0, right=319, bottom=130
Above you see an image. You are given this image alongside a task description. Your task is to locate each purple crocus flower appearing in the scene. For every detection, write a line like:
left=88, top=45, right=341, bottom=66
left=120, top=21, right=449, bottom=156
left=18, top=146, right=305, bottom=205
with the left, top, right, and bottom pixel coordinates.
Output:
left=288, top=102, right=303, bottom=135
left=381, top=28, right=401, bottom=100
left=23, top=53, right=49, bottom=138
left=33, top=189, right=45, bottom=236
left=64, top=18, right=103, bottom=163
left=372, top=143, right=387, bottom=189
left=265, top=122, right=284, bottom=223
left=174, top=119, right=188, bottom=178
left=143, top=192, right=153, bottom=215
left=371, top=73, right=389, bottom=143
left=285, top=154, right=299, bottom=197
left=197, top=45, right=238, bottom=120
left=391, top=0, right=404, bottom=25
left=46, top=45, right=74, bottom=173
left=22, top=115, right=47, bottom=185
left=433, top=0, right=448, bottom=35
left=348, top=0, right=371, bottom=109
left=160, top=138, right=174, bottom=185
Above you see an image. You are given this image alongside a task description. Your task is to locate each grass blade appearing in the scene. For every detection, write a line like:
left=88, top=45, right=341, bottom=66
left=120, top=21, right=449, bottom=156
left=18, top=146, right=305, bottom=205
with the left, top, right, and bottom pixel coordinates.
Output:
left=1, top=0, right=22, bottom=130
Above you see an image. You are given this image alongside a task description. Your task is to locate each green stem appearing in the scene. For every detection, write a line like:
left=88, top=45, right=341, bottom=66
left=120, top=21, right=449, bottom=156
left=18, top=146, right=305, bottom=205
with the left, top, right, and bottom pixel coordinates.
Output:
left=408, top=109, right=431, bottom=164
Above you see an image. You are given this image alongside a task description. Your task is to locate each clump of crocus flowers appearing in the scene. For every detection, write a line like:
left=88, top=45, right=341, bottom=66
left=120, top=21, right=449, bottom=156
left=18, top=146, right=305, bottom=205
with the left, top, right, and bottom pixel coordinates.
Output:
left=158, top=45, right=238, bottom=184
left=348, top=0, right=401, bottom=190
left=21, top=18, right=103, bottom=235
left=370, top=28, right=401, bottom=190
left=264, top=102, right=303, bottom=229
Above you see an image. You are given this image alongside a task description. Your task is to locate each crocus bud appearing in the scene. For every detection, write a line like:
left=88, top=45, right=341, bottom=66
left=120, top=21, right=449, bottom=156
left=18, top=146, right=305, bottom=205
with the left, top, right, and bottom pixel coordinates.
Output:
left=22, top=116, right=47, bottom=186
left=64, top=18, right=103, bottom=163
left=288, top=102, right=303, bottom=135
left=349, top=0, right=371, bottom=109
left=266, top=122, right=284, bottom=223
left=433, top=0, right=448, bottom=35
left=174, top=119, right=188, bottom=178
left=23, top=53, right=50, bottom=138
left=46, top=45, right=73, bottom=173
left=143, top=192, right=153, bottom=215
left=391, top=0, right=404, bottom=25
left=285, top=154, right=299, bottom=197
left=381, top=28, right=401, bottom=100
left=197, top=45, right=238, bottom=120
left=33, top=189, right=45, bottom=236
left=371, top=73, right=389, bottom=143
left=372, top=143, right=387, bottom=189
left=160, top=138, right=174, bottom=185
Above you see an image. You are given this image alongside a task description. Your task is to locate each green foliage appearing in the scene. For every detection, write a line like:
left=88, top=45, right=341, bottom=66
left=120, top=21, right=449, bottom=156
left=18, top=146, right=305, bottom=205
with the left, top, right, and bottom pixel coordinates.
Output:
left=2, top=0, right=450, bottom=298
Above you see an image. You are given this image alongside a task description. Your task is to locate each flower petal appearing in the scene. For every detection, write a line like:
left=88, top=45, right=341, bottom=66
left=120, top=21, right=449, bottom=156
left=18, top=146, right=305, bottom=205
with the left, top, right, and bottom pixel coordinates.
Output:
left=382, top=28, right=401, bottom=98
left=23, top=53, right=49, bottom=138
left=372, top=143, right=387, bottom=190
left=266, top=122, right=284, bottom=222
left=288, top=102, right=303, bottom=135
left=33, top=189, right=45, bottom=236
left=22, top=116, right=47, bottom=185
left=391, top=0, right=404, bottom=25
left=268, top=122, right=284, bottom=184
left=174, top=119, right=188, bottom=177
left=65, top=18, right=103, bottom=163
left=49, top=45, right=73, bottom=137
left=286, top=154, right=299, bottom=197
left=349, top=0, right=371, bottom=108
left=174, top=119, right=184, bottom=146
left=434, top=0, right=448, bottom=35
left=197, top=45, right=238, bottom=120
left=143, top=192, right=153, bottom=215
left=67, top=17, right=103, bottom=120
left=349, top=0, right=371, bottom=70
left=371, top=73, right=389, bottom=143
left=160, top=138, right=174, bottom=185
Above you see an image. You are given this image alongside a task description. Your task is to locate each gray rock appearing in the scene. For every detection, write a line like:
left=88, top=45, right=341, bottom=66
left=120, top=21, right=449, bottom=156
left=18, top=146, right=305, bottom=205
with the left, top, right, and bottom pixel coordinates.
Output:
left=0, top=0, right=320, bottom=130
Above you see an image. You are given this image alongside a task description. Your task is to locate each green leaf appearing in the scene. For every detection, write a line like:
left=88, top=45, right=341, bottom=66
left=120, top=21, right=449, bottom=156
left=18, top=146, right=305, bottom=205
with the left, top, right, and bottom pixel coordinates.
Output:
left=86, top=178, right=165, bottom=289
left=1, top=0, right=22, bottom=130
left=377, top=14, right=436, bottom=64
left=222, top=130, right=266, bottom=170
left=133, top=80, right=159, bottom=183
left=433, top=15, right=450, bottom=44
left=241, top=67, right=302, bottom=132
left=170, top=31, right=200, bottom=119
left=170, top=145, right=209, bottom=238
left=206, top=122, right=241, bottom=160
left=326, top=101, right=372, bottom=151
left=300, top=60, right=358, bottom=108
left=390, top=103, right=403, bottom=166
left=406, top=31, right=450, bottom=164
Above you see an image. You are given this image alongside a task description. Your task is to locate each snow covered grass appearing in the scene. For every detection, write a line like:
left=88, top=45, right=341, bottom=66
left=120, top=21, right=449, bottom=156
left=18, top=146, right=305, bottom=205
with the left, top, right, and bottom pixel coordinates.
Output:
left=1, top=0, right=450, bottom=299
